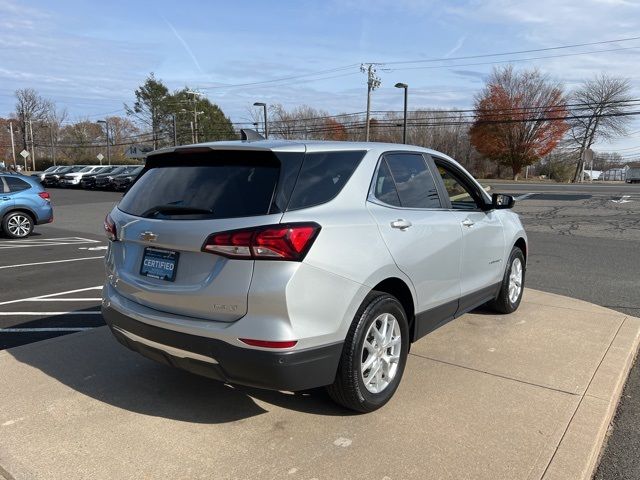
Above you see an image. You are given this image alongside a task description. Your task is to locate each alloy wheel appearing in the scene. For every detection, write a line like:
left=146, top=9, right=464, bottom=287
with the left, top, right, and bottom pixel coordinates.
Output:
left=7, top=215, right=31, bottom=238
left=508, top=257, right=523, bottom=304
left=360, top=313, right=402, bottom=394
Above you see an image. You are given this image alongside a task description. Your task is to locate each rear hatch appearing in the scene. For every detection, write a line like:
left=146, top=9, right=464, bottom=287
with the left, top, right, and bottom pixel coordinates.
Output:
left=108, top=147, right=305, bottom=322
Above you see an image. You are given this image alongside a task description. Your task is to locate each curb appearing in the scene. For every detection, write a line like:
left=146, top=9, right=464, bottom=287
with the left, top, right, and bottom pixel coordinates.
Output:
left=542, top=315, right=640, bottom=479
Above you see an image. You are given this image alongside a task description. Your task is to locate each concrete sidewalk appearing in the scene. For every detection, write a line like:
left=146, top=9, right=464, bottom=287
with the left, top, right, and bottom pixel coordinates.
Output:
left=1, top=289, right=638, bottom=480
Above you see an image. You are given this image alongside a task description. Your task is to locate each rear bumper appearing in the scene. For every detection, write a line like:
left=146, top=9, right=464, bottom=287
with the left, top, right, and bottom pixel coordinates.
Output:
left=102, top=304, right=343, bottom=391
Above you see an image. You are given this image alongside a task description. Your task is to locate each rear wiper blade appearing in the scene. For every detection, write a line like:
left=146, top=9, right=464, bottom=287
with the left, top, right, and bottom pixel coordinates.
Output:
left=141, top=205, right=213, bottom=218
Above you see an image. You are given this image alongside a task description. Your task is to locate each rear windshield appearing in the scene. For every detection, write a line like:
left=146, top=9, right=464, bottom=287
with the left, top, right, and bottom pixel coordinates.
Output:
left=118, top=151, right=291, bottom=220
left=118, top=149, right=364, bottom=220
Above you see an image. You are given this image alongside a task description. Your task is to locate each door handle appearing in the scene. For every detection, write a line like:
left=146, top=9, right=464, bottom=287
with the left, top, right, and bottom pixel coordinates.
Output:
left=390, top=219, right=412, bottom=230
left=462, top=219, right=475, bottom=228
left=1, top=197, right=10, bottom=201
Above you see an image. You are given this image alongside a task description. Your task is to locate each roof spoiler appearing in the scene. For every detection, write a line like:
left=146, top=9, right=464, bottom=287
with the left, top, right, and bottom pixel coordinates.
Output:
left=240, top=129, right=265, bottom=141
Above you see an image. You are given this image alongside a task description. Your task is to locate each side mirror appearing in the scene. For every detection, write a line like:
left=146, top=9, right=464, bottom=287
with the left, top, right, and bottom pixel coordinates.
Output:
left=491, top=193, right=515, bottom=209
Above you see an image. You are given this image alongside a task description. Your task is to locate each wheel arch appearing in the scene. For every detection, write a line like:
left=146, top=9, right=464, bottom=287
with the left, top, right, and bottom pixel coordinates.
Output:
left=371, top=277, right=416, bottom=342
left=3, top=207, right=37, bottom=223
left=514, top=237, right=527, bottom=263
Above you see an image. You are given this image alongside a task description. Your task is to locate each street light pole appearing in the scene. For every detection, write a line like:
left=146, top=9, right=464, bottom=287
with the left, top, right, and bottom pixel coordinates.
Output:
left=395, top=83, right=408, bottom=144
left=97, top=120, right=111, bottom=166
left=8, top=122, right=16, bottom=168
left=253, top=102, right=268, bottom=138
left=28, top=120, right=36, bottom=170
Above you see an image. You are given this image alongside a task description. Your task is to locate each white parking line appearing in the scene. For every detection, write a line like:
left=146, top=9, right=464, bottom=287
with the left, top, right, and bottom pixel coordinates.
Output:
left=0, top=327, right=93, bottom=332
left=0, top=257, right=104, bottom=270
left=0, top=286, right=102, bottom=307
left=29, top=298, right=102, bottom=302
left=0, top=312, right=101, bottom=316
left=0, top=237, right=100, bottom=250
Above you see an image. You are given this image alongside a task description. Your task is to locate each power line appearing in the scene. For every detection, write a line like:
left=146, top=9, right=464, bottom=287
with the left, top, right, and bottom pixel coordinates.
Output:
left=373, top=35, right=640, bottom=65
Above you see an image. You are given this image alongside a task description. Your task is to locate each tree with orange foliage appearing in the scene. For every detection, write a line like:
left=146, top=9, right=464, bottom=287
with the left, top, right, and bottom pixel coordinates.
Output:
left=322, top=118, right=348, bottom=141
left=470, top=66, right=569, bottom=180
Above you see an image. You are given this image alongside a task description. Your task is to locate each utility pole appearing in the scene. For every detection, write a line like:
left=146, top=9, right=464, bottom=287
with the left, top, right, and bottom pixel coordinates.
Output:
left=361, top=64, right=381, bottom=142
left=8, top=122, right=16, bottom=168
left=28, top=120, right=36, bottom=170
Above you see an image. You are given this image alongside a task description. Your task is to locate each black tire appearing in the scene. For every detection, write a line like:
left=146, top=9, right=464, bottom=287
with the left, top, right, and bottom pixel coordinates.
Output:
left=2, top=211, right=34, bottom=239
left=327, top=291, right=410, bottom=413
left=489, top=247, right=525, bottom=314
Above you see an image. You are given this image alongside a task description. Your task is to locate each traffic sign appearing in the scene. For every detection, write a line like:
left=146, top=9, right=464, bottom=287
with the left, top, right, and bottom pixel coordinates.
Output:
left=20, top=150, right=29, bottom=158
left=97, top=153, right=104, bottom=161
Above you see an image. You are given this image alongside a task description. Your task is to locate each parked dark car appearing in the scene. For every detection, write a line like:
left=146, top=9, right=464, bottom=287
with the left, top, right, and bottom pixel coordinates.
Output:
left=79, top=166, right=118, bottom=189
left=41, top=166, right=85, bottom=187
left=94, top=166, right=137, bottom=190
left=112, top=166, right=144, bottom=191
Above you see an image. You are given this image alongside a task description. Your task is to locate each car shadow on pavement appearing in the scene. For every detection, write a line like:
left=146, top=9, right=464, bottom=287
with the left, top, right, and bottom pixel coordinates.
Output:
left=8, top=319, right=355, bottom=423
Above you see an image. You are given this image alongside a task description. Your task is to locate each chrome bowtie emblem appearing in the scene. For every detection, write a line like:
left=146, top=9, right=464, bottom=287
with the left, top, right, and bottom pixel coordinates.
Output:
left=140, top=231, right=158, bottom=242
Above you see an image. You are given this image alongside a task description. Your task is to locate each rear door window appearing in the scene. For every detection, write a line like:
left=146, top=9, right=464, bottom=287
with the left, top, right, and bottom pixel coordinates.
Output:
left=286, top=150, right=365, bottom=210
left=5, top=177, right=31, bottom=192
left=372, top=160, right=401, bottom=207
left=383, top=153, right=441, bottom=208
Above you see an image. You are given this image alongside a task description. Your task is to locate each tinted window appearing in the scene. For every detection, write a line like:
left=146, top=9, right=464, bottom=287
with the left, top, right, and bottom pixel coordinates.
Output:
left=434, top=162, right=482, bottom=210
left=119, top=151, right=283, bottom=219
left=287, top=150, right=365, bottom=210
left=5, top=176, right=31, bottom=192
left=384, top=153, right=441, bottom=208
left=373, top=160, right=401, bottom=207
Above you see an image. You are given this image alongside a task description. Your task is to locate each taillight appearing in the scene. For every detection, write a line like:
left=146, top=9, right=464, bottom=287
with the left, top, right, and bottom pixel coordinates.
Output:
left=239, top=338, right=297, bottom=349
left=38, top=191, right=50, bottom=201
left=104, top=213, right=117, bottom=241
left=202, top=223, right=320, bottom=261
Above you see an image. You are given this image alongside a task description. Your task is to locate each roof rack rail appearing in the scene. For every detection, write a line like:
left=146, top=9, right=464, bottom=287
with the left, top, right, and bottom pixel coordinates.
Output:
left=240, top=129, right=265, bottom=141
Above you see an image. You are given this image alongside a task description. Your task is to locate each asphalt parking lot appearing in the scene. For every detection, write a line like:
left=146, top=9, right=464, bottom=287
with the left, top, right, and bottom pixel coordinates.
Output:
left=0, top=182, right=639, bottom=479
left=0, top=188, right=119, bottom=350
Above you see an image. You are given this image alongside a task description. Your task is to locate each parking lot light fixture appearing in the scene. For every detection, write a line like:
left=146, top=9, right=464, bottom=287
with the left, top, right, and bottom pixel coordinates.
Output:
left=253, top=102, right=268, bottom=139
left=394, top=83, right=408, bottom=144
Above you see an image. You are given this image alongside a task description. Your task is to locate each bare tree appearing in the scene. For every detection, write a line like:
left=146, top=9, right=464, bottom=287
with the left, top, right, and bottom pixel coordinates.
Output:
left=14, top=88, right=54, bottom=154
left=568, top=74, right=634, bottom=182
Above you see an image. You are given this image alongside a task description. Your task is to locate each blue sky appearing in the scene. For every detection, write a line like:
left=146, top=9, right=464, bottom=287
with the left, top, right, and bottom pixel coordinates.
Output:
left=1, top=0, right=639, bottom=155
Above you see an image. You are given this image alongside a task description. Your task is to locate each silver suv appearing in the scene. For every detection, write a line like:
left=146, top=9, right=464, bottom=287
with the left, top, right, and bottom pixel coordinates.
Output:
left=102, top=140, right=527, bottom=412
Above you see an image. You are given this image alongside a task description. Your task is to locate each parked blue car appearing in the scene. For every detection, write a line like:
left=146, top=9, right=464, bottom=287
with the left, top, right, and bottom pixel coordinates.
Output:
left=0, top=173, right=53, bottom=238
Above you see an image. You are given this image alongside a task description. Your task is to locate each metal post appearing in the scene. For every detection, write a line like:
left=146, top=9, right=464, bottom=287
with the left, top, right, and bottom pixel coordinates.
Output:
left=263, top=104, right=268, bottom=139
left=9, top=122, right=16, bottom=168
left=190, top=121, right=195, bottom=144
left=395, top=83, right=408, bottom=144
left=253, top=102, right=268, bottom=139
left=28, top=120, right=36, bottom=171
